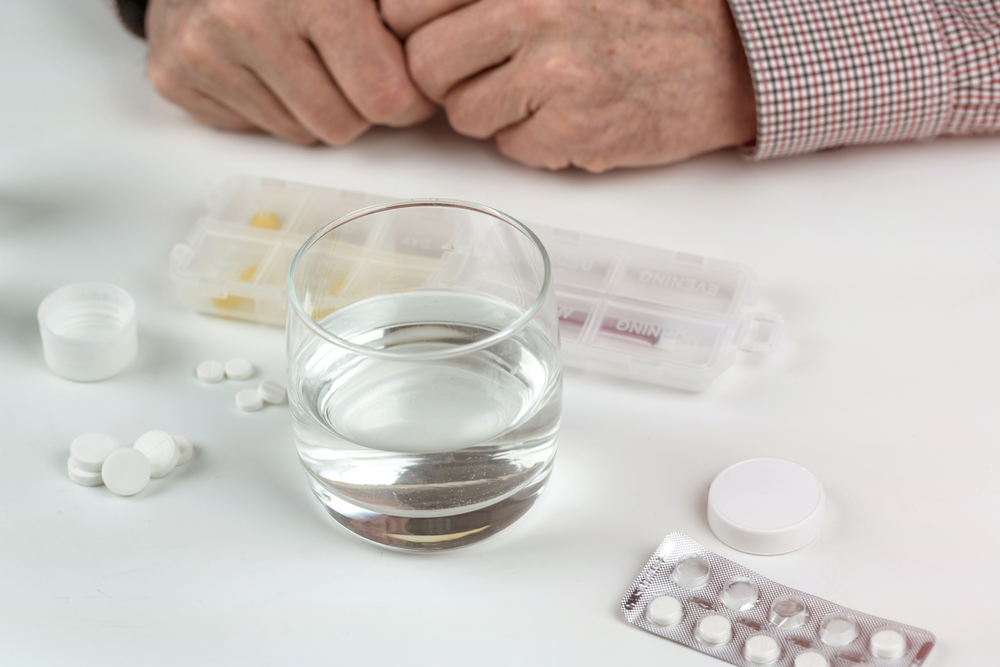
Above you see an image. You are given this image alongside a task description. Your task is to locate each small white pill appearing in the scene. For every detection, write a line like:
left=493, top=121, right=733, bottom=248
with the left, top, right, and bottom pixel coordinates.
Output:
left=102, top=448, right=151, bottom=496
left=820, top=614, right=858, bottom=647
left=794, top=653, right=829, bottom=667
left=671, top=555, right=711, bottom=590
left=744, top=635, right=781, bottom=664
left=133, top=430, right=179, bottom=478
left=236, top=388, right=263, bottom=412
left=69, top=433, right=119, bottom=472
left=870, top=629, right=906, bottom=660
left=172, top=434, right=194, bottom=465
left=646, top=595, right=683, bottom=627
left=224, top=358, right=254, bottom=380
left=258, top=380, right=286, bottom=404
left=196, top=360, right=225, bottom=383
left=696, top=615, right=732, bottom=646
left=67, top=456, right=103, bottom=487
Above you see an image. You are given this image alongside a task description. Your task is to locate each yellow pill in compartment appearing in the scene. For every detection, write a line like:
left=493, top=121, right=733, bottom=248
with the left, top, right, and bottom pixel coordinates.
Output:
left=250, top=211, right=282, bottom=230
left=212, top=266, right=258, bottom=310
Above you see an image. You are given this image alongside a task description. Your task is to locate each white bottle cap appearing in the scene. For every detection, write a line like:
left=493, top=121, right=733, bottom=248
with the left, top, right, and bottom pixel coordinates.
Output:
left=37, top=283, right=137, bottom=382
left=707, top=458, right=824, bottom=555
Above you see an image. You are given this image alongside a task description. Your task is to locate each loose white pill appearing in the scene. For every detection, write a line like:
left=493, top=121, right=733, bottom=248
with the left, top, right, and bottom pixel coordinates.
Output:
left=102, top=448, right=151, bottom=496
left=794, top=653, right=829, bottom=667
left=67, top=456, right=103, bottom=487
left=236, top=388, right=263, bottom=412
left=820, top=614, right=858, bottom=647
left=172, top=434, right=194, bottom=465
left=696, top=615, right=732, bottom=646
left=196, top=360, right=225, bottom=383
left=646, top=595, right=683, bottom=627
left=224, top=358, right=253, bottom=380
left=69, top=433, right=119, bottom=472
left=258, top=380, right=286, bottom=404
left=870, top=629, right=906, bottom=660
left=133, top=430, right=179, bottom=478
left=744, top=635, right=781, bottom=664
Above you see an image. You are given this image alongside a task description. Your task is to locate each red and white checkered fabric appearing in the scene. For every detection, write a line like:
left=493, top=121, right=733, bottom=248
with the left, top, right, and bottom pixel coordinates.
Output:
left=728, top=0, right=1000, bottom=159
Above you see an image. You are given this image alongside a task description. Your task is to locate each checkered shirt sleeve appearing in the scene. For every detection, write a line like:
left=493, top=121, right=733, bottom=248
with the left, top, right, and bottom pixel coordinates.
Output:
left=727, top=0, right=1000, bottom=159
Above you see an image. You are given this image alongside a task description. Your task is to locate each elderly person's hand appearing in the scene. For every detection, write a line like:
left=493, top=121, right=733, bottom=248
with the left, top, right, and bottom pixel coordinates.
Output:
left=382, top=0, right=756, bottom=172
left=145, top=0, right=435, bottom=145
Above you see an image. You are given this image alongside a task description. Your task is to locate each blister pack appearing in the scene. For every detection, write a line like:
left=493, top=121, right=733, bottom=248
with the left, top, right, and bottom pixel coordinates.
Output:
left=622, top=533, right=935, bottom=666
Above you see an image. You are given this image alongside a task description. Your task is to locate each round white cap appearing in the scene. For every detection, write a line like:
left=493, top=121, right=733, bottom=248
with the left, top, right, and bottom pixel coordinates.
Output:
left=708, top=458, right=824, bottom=555
left=37, top=283, right=137, bottom=382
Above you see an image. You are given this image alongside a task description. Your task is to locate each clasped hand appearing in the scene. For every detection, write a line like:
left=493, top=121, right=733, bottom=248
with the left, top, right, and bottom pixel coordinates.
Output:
left=146, top=0, right=756, bottom=171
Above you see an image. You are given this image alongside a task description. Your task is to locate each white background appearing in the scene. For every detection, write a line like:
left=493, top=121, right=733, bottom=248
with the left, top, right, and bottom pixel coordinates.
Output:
left=2, top=1, right=998, bottom=665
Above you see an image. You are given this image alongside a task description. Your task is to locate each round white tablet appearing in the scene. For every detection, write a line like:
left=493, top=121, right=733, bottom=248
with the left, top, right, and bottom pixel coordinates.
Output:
left=133, top=430, right=179, bottom=478
left=258, top=380, right=286, bottom=404
left=224, top=358, right=253, bottom=380
left=236, top=388, right=263, bottom=412
left=196, top=360, right=225, bottom=383
left=696, top=615, right=732, bottom=646
left=646, top=595, right=683, bottom=627
left=69, top=433, right=118, bottom=472
left=794, top=652, right=829, bottom=667
left=102, top=448, right=151, bottom=496
left=67, top=456, right=103, bottom=486
left=870, top=629, right=906, bottom=659
left=172, top=433, right=194, bottom=465
left=744, top=635, right=781, bottom=664
left=820, top=614, right=858, bottom=647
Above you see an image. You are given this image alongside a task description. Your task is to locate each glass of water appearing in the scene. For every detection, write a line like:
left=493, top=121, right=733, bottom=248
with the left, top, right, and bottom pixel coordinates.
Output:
left=286, top=200, right=562, bottom=551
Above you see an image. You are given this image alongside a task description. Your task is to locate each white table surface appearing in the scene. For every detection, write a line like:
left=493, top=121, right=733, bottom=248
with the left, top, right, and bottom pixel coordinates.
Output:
left=3, top=2, right=999, bottom=665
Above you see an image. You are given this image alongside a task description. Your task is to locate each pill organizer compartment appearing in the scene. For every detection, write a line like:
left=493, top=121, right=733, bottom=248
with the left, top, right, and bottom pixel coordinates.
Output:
left=171, top=176, right=782, bottom=391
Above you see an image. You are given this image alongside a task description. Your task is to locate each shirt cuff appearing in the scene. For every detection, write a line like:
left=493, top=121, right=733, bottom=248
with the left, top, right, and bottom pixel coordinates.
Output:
left=727, top=0, right=951, bottom=160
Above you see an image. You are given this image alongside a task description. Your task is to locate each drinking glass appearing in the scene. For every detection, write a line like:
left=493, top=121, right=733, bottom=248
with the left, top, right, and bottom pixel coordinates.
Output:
left=287, top=200, right=562, bottom=551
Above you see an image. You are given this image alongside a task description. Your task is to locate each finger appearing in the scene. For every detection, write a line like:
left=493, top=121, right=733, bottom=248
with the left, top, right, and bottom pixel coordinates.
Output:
left=495, top=111, right=572, bottom=171
left=444, top=59, right=534, bottom=138
left=406, top=0, right=522, bottom=102
left=243, top=37, right=371, bottom=145
left=186, top=89, right=260, bottom=132
left=147, top=66, right=259, bottom=132
left=191, top=64, right=318, bottom=145
left=380, top=0, right=475, bottom=39
left=306, top=2, right=435, bottom=127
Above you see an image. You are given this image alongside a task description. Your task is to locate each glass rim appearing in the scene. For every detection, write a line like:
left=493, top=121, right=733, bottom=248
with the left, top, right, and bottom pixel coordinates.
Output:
left=287, top=198, right=552, bottom=361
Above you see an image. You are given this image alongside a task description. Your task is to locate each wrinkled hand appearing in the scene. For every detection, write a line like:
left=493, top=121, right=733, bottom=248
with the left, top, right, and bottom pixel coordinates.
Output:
left=383, top=0, right=756, bottom=171
left=145, top=0, right=435, bottom=145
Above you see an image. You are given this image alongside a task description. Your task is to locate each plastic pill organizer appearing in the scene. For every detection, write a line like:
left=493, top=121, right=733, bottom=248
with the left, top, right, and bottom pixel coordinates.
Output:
left=623, top=533, right=936, bottom=666
left=170, top=176, right=783, bottom=391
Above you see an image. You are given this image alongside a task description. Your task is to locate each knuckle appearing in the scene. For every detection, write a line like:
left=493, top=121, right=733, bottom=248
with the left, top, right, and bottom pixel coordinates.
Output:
left=205, top=0, right=255, bottom=35
left=378, top=0, right=409, bottom=34
left=405, top=35, right=444, bottom=100
left=520, top=0, right=571, bottom=24
left=322, top=118, right=370, bottom=146
left=146, top=61, right=182, bottom=98
left=173, top=26, right=212, bottom=68
left=444, top=97, right=490, bottom=138
left=363, top=77, right=419, bottom=123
